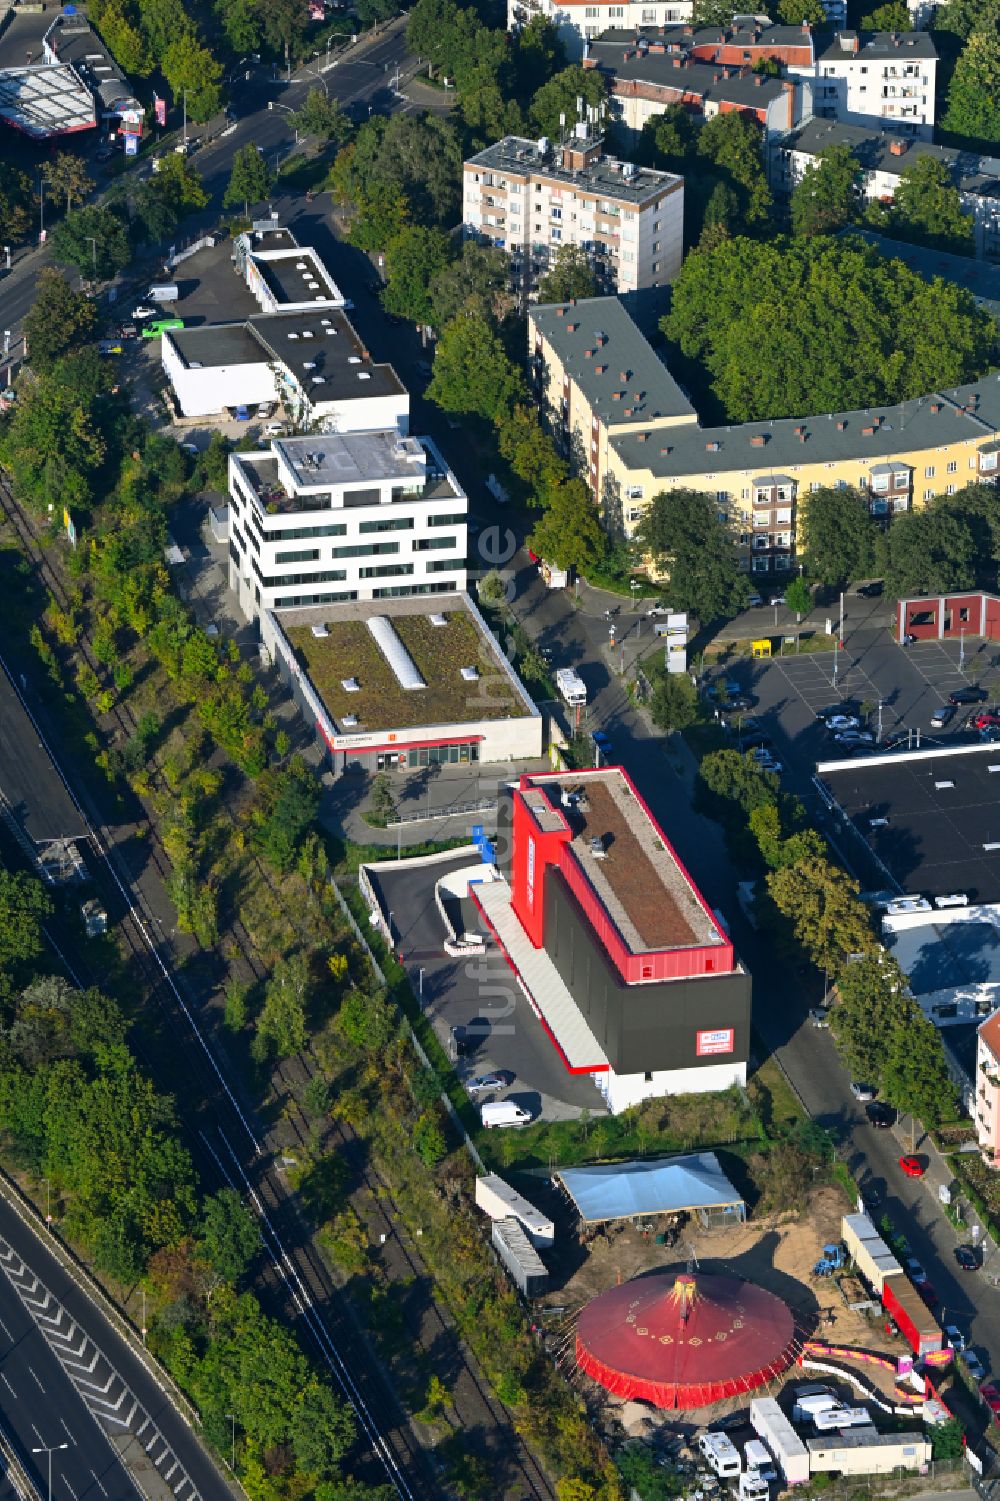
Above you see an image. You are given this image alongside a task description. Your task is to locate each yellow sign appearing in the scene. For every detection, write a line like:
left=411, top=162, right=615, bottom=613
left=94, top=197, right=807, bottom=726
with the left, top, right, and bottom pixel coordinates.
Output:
left=752, top=638, right=772, bottom=658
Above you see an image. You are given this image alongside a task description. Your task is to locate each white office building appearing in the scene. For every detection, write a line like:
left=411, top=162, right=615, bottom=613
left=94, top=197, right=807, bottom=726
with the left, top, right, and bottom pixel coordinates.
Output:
left=507, top=0, right=693, bottom=61
left=232, top=222, right=347, bottom=315
left=463, top=127, right=684, bottom=297
left=227, top=431, right=468, bottom=621
left=792, top=29, right=938, bottom=137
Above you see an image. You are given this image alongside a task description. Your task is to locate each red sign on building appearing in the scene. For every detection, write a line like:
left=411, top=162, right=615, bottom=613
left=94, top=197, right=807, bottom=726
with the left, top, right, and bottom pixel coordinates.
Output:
left=696, top=1028, right=735, bottom=1057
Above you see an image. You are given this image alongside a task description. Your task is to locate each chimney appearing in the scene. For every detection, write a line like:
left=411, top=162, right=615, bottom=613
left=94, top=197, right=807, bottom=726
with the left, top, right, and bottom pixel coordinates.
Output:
left=836, top=420, right=847, bottom=430
left=889, top=138, right=908, bottom=155
left=930, top=402, right=942, bottom=413
left=750, top=434, right=766, bottom=446
left=861, top=424, right=875, bottom=435
left=638, top=431, right=649, bottom=442
left=755, top=72, right=765, bottom=85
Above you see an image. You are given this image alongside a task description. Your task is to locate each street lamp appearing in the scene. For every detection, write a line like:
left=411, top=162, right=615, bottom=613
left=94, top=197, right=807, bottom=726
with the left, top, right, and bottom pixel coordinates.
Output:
left=629, top=578, right=639, bottom=611
left=268, top=100, right=301, bottom=145
left=41, top=1177, right=51, bottom=1224
left=418, top=967, right=425, bottom=999
left=225, top=1413, right=236, bottom=1470
left=32, top=1443, right=69, bottom=1501
left=2, top=246, right=9, bottom=271
left=38, top=176, right=45, bottom=244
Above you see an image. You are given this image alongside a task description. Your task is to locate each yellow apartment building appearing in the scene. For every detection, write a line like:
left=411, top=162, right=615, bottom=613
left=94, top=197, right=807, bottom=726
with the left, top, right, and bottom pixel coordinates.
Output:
left=529, top=295, right=1000, bottom=579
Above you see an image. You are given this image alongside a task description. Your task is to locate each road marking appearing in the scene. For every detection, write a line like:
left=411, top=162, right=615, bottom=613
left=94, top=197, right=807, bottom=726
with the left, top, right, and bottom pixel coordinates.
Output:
left=88, top=1471, right=107, bottom=1498
left=61, top=1476, right=78, bottom=1501
left=59, top=1420, right=74, bottom=1443
left=0, top=1318, right=12, bottom=1341
left=0, top=1371, right=16, bottom=1399
left=25, top=1365, right=44, bottom=1393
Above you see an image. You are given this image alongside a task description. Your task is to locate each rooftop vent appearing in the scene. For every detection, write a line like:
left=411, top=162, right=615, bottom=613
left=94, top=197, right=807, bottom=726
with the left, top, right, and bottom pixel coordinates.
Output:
left=367, top=615, right=426, bottom=692
left=341, top=677, right=361, bottom=692
left=310, top=624, right=329, bottom=638
left=358, top=372, right=371, bottom=380
left=935, top=780, right=955, bottom=789
left=295, top=261, right=307, bottom=269
left=589, top=835, right=607, bottom=860
left=706, top=440, right=720, bottom=451
left=348, top=355, right=362, bottom=365
left=750, top=434, right=766, bottom=447
left=342, top=714, right=359, bottom=728
left=303, top=361, right=316, bottom=370
left=325, top=328, right=337, bottom=335
left=288, top=331, right=300, bottom=340
left=460, top=665, right=480, bottom=681
left=321, top=318, right=332, bottom=326
left=429, top=613, right=448, bottom=626
left=311, top=377, right=326, bottom=385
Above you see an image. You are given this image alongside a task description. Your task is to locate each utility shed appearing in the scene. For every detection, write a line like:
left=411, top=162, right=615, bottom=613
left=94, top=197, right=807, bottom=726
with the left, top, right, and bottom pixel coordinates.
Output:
left=807, top=1430, right=931, bottom=1476
left=475, top=1175, right=555, bottom=1246
left=492, top=1218, right=549, bottom=1299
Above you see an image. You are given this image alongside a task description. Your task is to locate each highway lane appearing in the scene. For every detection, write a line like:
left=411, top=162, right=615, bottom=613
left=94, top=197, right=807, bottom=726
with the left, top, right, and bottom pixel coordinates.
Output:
left=0, top=1189, right=233, bottom=1501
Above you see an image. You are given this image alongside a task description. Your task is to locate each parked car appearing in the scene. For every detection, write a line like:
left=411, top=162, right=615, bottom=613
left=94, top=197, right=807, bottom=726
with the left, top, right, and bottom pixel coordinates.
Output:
left=132, top=304, right=155, bottom=320
left=945, top=1323, right=967, bottom=1352
left=746, top=591, right=763, bottom=608
left=956, top=1245, right=981, bottom=1271
left=981, top=1383, right=1000, bottom=1419
left=180, top=442, right=199, bottom=456
left=592, top=730, right=614, bottom=759
left=769, top=594, right=786, bottom=606
left=899, top=1154, right=926, bottom=1178
left=931, top=704, right=957, bottom=729
left=98, top=340, right=123, bottom=356
left=465, top=1072, right=506, bottom=1095
left=963, top=1350, right=987, bottom=1382
left=825, top=714, right=860, bottom=731
left=816, top=702, right=861, bottom=721
left=972, top=711, right=1000, bottom=730
left=886, top=896, right=932, bottom=915
left=857, top=581, right=884, bottom=597
left=834, top=730, right=875, bottom=746
left=866, top=1101, right=895, bottom=1127
left=720, top=694, right=757, bottom=713
left=646, top=604, right=671, bottom=618
left=809, top=1008, right=830, bottom=1028
left=850, top=1082, right=875, bottom=1102
left=917, top=1280, right=938, bottom=1308
left=94, top=145, right=116, bottom=162
left=949, top=685, right=988, bottom=705
left=905, top=1257, right=927, bottom=1284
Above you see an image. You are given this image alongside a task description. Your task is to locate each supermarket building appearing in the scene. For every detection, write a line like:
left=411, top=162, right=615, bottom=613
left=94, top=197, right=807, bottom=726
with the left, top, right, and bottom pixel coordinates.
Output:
left=474, top=768, right=751, bottom=1113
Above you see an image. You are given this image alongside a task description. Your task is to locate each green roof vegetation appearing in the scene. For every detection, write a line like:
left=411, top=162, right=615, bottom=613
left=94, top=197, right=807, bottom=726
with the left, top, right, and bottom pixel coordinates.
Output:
left=284, top=610, right=526, bottom=730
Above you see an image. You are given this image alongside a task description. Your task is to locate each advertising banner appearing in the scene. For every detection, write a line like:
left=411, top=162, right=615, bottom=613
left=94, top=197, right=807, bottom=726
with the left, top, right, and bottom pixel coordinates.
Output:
left=154, top=94, right=166, bottom=127
left=696, top=1027, right=734, bottom=1057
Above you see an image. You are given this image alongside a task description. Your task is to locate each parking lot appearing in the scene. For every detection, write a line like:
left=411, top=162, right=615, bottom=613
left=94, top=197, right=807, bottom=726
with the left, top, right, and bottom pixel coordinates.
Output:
left=712, top=594, right=1000, bottom=807
left=362, top=849, right=607, bottom=1121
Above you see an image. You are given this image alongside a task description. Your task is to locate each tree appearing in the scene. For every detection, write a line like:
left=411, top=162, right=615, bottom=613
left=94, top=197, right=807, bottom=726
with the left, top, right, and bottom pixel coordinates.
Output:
left=692, top=0, right=736, bottom=22
left=766, top=856, right=873, bottom=974
left=513, top=14, right=564, bottom=102
left=369, top=772, right=397, bottom=826
left=224, top=146, right=275, bottom=217
left=215, top=0, right=262, bottom=52
left=936, top=0, right=1000, bottom=38
left=152, top=153, right=209, bottom=213
left=255, top=759, right=319, bottom=873
left=931, top=1420, right=966, bottom=1462
left=497, top=403, right=566, bottom=500
left=537, top=244, right=597, bottom=304
left=881, top=997, right=959, bottom=1126
left=355, top=0, right=401, bottom=26
left=253, top=954, right=309, bottom=1060
left=530, top=64, right=606, bottom=139
left=23, top=269, right=97, bottom=370
left=791, top=145, right=860, bottom=237
left=260, top=0, right=308, bottom=73
left=199, top=1188, right=260, bottom=1282
left=428, top=310, right=524, bottom=422
left=878, top=506, right=977, bottom=597
left=664, top=234, right=995, bottom=422
left=49, top=205, right=130, bottom=281
left=697, top=112, right=771, bottom=226
left=162, top=33, right=223, bottom=123
left=290, top=87, right=351, bottom=144
left=943, top=28, right=1000, bottom=144
left=289, top=1383, right=355, bottom=1480
left=636, top=489, right=750, bottom=622
left=831, top=954, right=905, bottom=1083
left=0, top=873, right=52, bottom=976
left=332, top=113, right=463, bottom=230
left=638, top=104, right=699, bottom=168
left=429, top=243, right=508, bottom=329
left=777, top=0, right=825, bottom=22
left=0, top=351, right=109, bottom=511
left=527, top=478, right=604, bottom=572
left=382, top=226, right=452, bottom=327
left=860, top=0, right=909, bottom=24
left=799, top=487, right=877, bottom=588
left=784, top=575, right=812, bottom=618
left=0, top=163, right=34, bottom=243
left=98, top=0, right=152, bottom=74
left=700, top=181, right=740, bottom=244
left=649, top=672, right=702, bottom=733
left=43, top=153, right=94, bottom=213
left=889, top=156, right=975, bottom=253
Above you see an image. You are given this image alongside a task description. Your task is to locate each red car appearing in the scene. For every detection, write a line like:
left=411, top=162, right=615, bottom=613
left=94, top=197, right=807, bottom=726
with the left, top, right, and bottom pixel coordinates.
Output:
left=917, top=1280, right=938, bottom=1307
left=899, top=1154, right=926, bottom=1178
left=972, top=712, right=1000, bottom=730
left=981, top=1383, right=1000, bottom=1419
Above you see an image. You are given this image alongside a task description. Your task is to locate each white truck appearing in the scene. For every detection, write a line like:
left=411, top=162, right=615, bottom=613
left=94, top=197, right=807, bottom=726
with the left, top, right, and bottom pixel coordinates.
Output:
left=750, top=1398, right=809, bottom=1487
left=555, top=666, right=587, bottom=708
left=745, top=1441, right=776, bottom=1481
left=739, top=1473, right=769, bottom=1501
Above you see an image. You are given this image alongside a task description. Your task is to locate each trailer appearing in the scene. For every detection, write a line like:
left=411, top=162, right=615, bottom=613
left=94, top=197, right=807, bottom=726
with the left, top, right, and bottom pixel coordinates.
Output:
left=882, top=1276, right=941, bottom=1356
left=475, top=1174, right=554, bottom=1247
left=807, top=1430, right=931, bottom=1477
left=750, top=1399, right=809, bottom=1487
left=812, top=1407, right=872, bottom=1433
left=491, top=1217, right=548, bottom=1298
left=841, top=1213, right=902, bottom=1295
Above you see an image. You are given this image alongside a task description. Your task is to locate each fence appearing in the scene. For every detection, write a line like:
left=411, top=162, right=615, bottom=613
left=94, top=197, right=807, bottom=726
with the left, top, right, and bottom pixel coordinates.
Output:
left=387, top=796, right=498, bottom=827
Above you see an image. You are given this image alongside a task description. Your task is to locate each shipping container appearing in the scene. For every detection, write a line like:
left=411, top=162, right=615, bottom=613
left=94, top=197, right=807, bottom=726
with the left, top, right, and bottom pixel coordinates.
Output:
left=882, top=1276, right=941, bottom=1356
left=475, top=1174, right=555, bottom=1247
left=491, top=1217, right=548, bottom=1298
left=750, top=1399, right=810, bottom=1487
left=807, top=1430, right=931, bottom=1477
left=841, top=1212, right=902, bottom=1295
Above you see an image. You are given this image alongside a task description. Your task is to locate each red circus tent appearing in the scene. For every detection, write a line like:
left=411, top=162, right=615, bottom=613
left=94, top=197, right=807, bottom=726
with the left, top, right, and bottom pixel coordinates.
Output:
left=576, top=1270, right=798, bottom=1409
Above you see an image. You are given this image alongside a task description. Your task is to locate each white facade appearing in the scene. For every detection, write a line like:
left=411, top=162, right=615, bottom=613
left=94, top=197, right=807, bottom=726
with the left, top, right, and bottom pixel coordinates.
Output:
left=162, top=333, right=278, bottom=417
left=596, top=1059, right=747, bottom=1114
left=794, top=32, right=937, bottom=137
left=228, top=432, right=468, bottom=620
left=463, top=131, right=684, bottom=297
left=508, top=0, right=692, bottom=61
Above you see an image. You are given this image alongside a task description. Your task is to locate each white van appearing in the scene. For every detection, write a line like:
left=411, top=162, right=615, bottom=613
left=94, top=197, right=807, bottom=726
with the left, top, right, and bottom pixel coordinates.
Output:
left=792, top=1394, right=838, bottom=1423
left=481, top=1101, right=532, bottom=1129
left=698, top=1433, right=741, bottom=1479
left=744, top=1441, right=776, bottom=1481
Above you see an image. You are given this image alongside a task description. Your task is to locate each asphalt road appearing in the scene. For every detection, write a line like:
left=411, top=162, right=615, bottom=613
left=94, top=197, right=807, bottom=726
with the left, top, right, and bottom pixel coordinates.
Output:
left=0, top=665, right=86, bottom=846
left=0, top=1191, right=232, bottom=1501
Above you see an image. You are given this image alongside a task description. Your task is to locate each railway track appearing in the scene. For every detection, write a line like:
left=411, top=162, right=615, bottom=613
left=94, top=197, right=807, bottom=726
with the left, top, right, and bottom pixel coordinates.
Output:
left=0, top=478, right=559, bottom=1501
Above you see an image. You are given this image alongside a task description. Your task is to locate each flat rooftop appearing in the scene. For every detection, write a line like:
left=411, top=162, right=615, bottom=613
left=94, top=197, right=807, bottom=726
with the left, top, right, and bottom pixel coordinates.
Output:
left=252, top=246, right=344, bottom=308
left=235, top=433, right=459, bottom=514
left=816, top=28, right=937, bottom=60
left=279, top=596, right=535, bottom=733
left=168, top=310, right=405, bottom=402
left=882, top=908, right=1000, bottom=997
left=467, top=134, right=680, bottom=207
left=521, top=769, right=725, bottom=953
left=531, top=296, right=696, bottom=430
left=818, top=743, right=1000, bottom=904
left=45, top=15, right=137, bottom=112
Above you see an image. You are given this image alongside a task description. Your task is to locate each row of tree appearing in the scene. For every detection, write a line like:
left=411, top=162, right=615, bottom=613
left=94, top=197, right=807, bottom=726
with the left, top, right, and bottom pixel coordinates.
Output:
left=636, top=106, right=772, bottom=250
left=694, top=752, right=959, bottom=1127
left=792, top=148, right=976, bottom=255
